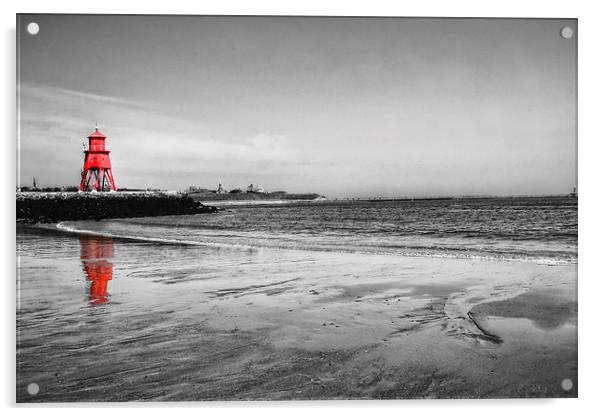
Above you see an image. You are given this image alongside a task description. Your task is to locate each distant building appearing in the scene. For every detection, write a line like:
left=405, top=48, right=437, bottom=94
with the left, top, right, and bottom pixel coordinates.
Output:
left=246, top=183, right=266, bottom=193
left=188, top=186, right=213, bottom=193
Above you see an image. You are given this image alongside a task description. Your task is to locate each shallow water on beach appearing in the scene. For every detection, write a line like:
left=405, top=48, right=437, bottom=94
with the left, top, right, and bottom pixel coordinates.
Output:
left=16, top=197, right=578, bottom=401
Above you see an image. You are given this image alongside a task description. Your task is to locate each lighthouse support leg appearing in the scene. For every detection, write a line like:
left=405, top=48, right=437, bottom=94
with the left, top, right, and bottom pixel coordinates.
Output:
left=101, top=169, right=106, bottom=192
left=79, top=170, right=88, bottom=191
left=93, top=169, right=101, bottom=191
left=106, top=169, right=117, bottom=191
left=85, top=172, right=92, bottom=192
left=89, top=171, right=95, bottom=191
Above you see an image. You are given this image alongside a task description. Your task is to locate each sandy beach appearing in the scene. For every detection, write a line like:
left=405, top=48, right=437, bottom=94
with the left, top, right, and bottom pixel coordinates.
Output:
left=16, top=225, right=577, bottom=401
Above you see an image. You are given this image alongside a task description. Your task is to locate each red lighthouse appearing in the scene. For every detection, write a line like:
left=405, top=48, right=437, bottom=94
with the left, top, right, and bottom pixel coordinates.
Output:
left=79, top=125, right=117, bottom=192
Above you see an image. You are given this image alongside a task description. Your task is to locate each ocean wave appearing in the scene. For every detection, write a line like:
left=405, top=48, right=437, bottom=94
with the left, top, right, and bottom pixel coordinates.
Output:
left=55, top=221, right=577, bottom=265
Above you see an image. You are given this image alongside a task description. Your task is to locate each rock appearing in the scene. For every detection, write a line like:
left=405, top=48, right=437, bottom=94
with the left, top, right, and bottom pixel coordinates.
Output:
left=16, top=191, right=218, bottom=223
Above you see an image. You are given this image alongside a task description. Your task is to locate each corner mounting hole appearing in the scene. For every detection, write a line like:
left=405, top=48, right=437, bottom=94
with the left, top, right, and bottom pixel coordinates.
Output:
left=27, top=22, right=40, bottom=35
left=27, top=382, right=39, bottom=395
left=561, top=378, right=573, bottom=391
left=560, top=26, right=573, bottom=39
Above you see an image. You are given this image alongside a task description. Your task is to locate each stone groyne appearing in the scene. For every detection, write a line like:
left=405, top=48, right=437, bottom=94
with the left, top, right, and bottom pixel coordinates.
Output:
left=16, top=192, right=217, bottom=223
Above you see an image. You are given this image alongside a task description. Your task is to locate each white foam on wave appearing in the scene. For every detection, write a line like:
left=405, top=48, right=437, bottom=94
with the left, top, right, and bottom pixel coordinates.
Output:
left=54, top=221, right=576, bottom=266
left=204, top=199, right=325, bottom=207
left=56, top=221, right=262, bottom=252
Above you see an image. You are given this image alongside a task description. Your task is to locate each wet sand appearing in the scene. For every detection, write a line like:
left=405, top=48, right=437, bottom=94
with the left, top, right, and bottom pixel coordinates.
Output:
left=16, top=226, right=577, bottom=401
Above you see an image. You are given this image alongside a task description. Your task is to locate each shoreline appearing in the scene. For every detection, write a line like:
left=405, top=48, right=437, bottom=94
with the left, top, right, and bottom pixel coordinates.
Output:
left=19, top=220, right=576, bottom=266
left=197, top=198, right=326, bottom=207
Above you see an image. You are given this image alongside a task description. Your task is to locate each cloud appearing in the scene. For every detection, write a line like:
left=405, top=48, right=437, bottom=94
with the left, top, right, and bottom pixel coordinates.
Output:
left=17, top=82, right=318, bottom=189
left=19, top=81, right=155, bottom=111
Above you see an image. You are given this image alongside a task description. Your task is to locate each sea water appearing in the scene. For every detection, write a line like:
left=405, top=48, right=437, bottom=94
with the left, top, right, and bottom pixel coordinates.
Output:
left=56, top=196, right=577, bottom=264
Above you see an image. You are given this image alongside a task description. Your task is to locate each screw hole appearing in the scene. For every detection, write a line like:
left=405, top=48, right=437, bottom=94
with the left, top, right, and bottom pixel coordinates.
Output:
left=26, top=22, right=40, bottom=35
left=560, top=26, right=573, bottom=39
left=561, top=378, right=573, bottom=391
left=27, top=382, right=39, bottom=395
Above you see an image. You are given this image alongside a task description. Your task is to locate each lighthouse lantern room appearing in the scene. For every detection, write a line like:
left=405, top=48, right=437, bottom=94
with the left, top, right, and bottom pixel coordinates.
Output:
left=79, top=125, right=117, bottom=192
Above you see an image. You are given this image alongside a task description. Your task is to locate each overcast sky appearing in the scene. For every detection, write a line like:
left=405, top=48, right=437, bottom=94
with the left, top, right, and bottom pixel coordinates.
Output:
left=18, top=15, right=576, bottom=197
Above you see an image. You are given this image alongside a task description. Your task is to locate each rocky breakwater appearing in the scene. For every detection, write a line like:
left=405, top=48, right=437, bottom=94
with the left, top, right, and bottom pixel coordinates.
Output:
left=16, top=191, right=218, bottom=223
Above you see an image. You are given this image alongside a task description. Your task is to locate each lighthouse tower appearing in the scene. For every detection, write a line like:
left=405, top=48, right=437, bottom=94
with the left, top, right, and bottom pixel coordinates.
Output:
left=79, top=125, right=117, bottom=192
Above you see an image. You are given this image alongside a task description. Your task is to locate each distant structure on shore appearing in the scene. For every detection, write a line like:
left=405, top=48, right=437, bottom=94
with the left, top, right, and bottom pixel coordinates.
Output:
left=185, top=182, right=324, bottom=202
left=246, top=184, right=265, bottom=193
left=79, top=125, right=117, bottom=192
left=188, top=183, right=267, bottom=194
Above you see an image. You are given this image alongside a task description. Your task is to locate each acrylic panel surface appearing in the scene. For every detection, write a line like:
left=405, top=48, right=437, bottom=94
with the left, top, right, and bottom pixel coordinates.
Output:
left=16, top=15, right=577, bottom=401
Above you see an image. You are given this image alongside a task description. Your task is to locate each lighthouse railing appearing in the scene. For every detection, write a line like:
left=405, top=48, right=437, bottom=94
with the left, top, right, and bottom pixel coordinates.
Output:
left=84, top=144, right=111, bottom=152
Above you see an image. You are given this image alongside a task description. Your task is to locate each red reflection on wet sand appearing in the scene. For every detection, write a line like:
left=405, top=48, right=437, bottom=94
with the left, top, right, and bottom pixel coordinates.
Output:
left=80, top=235, right=114, bottom=305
